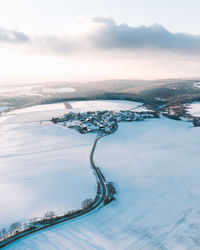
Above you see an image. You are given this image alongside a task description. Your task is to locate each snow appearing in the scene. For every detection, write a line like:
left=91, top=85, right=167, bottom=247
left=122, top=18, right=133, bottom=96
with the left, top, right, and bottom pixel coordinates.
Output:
left=0, top=122, right=97, bottom=228
left=0, top=100, right=141, bottom=228
left=186, top=102, right=200, bottom=117
left=130, top=105, right=150, bottom=112
left=0, top=102, right=102, bottom=229
left=155, top=97, right=165, bottom=101
left=0, top=102, right=12, bottom=113
left=0, top=86, right=43, bottom=96
left=0, top=106, right=9, bottom=112
left=5, top=117, right=200, bottom=250
left=42, top=87, right=75, bottom=93
left=0, top=100, right=142, bottom=124
left=0, top=103, right=68, bottom=124
left=0, top=86, right=75, bottom=97
left=70, top=100, right=142, bottom=112
left=193, top=82, right=200, bottom=88
left=12, top=103, right=66, bottom=114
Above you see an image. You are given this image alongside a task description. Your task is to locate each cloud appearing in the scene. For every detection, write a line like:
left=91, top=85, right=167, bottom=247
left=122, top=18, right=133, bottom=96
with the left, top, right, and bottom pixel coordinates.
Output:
left=1, top=17, right=200, bottom=56
left=0, top=27, right=29, bottom=43
left=79, top=17, right=200, bottom=54
left=34, top=17, right=200, bottom=56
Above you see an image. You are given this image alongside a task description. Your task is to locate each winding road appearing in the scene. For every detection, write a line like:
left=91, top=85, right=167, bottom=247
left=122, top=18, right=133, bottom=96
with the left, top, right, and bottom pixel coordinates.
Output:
left=0, top=133, right=112, bottom=249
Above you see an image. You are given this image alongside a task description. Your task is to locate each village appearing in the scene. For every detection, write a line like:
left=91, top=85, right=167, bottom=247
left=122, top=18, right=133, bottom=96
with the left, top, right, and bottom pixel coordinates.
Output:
left=51, top=109, right=159, bottom=134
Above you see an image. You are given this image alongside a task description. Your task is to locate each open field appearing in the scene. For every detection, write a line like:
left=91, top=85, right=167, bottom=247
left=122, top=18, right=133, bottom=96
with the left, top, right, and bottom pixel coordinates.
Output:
left=185, top=102, right=200, bottom=117
left=3, top=112, right=200, bottom=249
left=0, top=104, right=97, bottom=229
left=0, top=100, right=140, bottom=230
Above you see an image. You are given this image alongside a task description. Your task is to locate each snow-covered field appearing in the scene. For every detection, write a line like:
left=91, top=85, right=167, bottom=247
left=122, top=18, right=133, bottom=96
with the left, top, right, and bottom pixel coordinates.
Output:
left=0, top=103, right=68, bottom=124
left=70, top=100, right=142, bottom=112
left=193, top=82, right=200, bottom=89
left=0, top=106, right=9, bottom=113
left=0, top=122, right=97, bottom=228
left=186, top=102, right=200, bottom=117
left=0, top=100, right=141, bottom=124
left=0, top=85, right=75, bottom=97
left=0, top=102, right=12, bottom=113
left=4, top=115, right=200, bottom=250
left=42, top=87, right=75, bottom=94
left=0, top=100, right=140, bottom=229
left=0, top=102, right=97, bottom=229
left=0, top=100, right=142, bottom=125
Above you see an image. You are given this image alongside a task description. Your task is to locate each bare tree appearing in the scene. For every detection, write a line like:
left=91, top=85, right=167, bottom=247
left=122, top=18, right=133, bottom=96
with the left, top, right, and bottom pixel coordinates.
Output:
left=43, top=211, right=55, bottom=223
left=23, top=222, right=28, bottom=230
left=9, top=222, right=21, bottom=235
left=193, top=117, right=200, bottom=127
left=82, top=199, right=93, bottom=210
left=1, top=228, right=7, bottom=240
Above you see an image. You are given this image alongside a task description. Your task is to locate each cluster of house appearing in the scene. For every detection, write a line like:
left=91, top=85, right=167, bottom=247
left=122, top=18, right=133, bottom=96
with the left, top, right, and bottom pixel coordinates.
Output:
left=161, top=104, right=185, bottom=117
left=162, top=104, right=200, bottom=126
left=52, top=109, right=158, bottom=134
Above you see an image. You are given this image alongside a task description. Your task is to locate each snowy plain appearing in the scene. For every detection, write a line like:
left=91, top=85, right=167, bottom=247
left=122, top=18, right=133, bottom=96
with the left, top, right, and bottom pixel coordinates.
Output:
left=69, top=100, right=142, bottom=112
left=0, top=103, right=68, bottom=124
left=0, top=85, right=75, bottom=97
left=193, top=82, right=200, bottom=89
left=0, top=121, right=97, bottom=228
left=0, top=100, right=140, bottom=229
left=0, top=102, right=12, bottom=113
left=0, top=100, right=142, bottom=124
left=0, top=106, right=9, bottom=113
left=2, top=103, right=200, bottom=249
left=186, top=102, right=200, bottom=117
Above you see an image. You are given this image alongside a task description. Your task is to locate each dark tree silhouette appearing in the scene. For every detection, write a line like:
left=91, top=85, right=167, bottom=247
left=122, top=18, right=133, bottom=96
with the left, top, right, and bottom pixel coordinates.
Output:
left=82, top=199, right=93, bottom=210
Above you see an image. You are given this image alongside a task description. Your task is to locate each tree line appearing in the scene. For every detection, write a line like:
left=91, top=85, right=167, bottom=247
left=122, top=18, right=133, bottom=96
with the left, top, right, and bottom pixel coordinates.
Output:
left=0, top=198, right=94, bottom=243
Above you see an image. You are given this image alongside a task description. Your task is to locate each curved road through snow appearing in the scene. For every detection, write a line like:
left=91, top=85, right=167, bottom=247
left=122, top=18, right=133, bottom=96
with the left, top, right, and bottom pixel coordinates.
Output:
left=0, top=134, right=111, bottom=249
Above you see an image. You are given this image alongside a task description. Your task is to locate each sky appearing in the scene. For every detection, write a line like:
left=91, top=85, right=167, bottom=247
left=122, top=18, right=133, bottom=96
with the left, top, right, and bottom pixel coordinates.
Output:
left=1, top=0, right=200, bottom=84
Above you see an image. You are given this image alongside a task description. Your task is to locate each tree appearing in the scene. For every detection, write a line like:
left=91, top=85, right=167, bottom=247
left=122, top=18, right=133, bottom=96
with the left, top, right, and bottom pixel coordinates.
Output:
left=9, top=222, right=21, bottom=235
left=193, top=117, right=200, bottom=127
left=43, top=211, right=55, bottom=223
left=82, top=199, right=93, bottom=210
left=1, top=228, right=7, bottom=239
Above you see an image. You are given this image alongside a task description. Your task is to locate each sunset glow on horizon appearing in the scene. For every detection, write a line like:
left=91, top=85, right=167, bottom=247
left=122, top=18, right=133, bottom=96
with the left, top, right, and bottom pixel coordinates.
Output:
left=1, top=0, right=200, bottom=84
